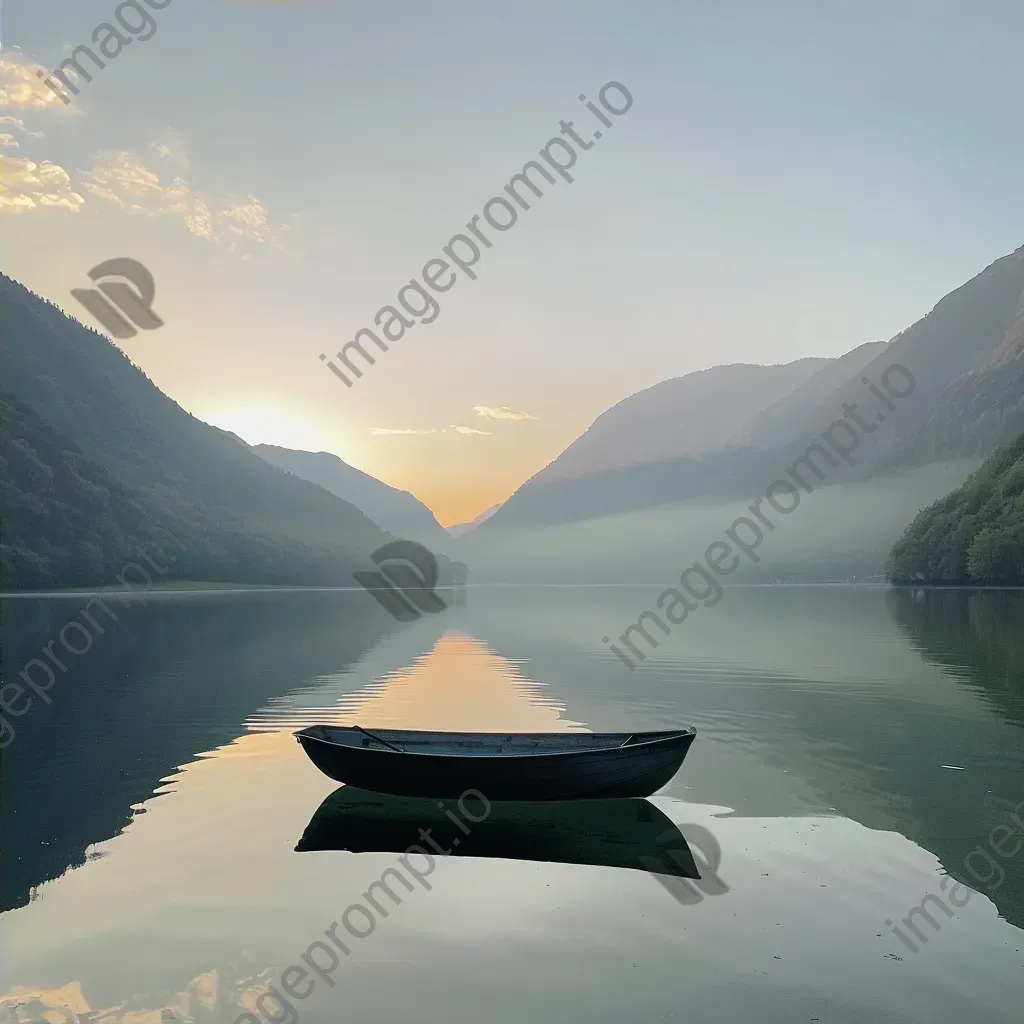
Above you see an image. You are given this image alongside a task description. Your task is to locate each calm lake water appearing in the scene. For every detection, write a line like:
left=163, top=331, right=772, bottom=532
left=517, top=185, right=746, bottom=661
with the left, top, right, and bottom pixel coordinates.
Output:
left=2, top=585, right=1023, bottom=1023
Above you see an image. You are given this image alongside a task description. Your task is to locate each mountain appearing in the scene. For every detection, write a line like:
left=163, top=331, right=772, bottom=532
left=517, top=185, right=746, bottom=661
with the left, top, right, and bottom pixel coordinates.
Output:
left=528, top=359, right=829, bottom=487
left=254, top=444, right=449, bottom=549
left=469, top=244, right=1024, bottom=537
left=2, top=391, right=182, bottom=587
left=0, top=589, right=417, bottom=911
left=473, top=359, right=833, bottom=532
left=887, top=426, right=1024, bottom=584
left=0, top=275, right=456, bottom=589
left=728, top=341, right=887, bottom=449
left=447, top=502, right=503, bottom=538
left=771, top=244, right=1024, bottom=476
left=875, top=349, right=1024, bottom=469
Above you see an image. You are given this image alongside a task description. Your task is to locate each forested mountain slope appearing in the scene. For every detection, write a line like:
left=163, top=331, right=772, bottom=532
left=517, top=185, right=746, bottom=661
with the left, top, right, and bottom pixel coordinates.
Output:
left=888, top=427, right=1024, bottom=584
left=0, top=275, right=449, bottom=589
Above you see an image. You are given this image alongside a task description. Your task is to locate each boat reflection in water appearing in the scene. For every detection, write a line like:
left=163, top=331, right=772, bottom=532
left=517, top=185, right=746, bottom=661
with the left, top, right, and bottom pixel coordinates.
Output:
left=296, top=787, right=726, bottom=896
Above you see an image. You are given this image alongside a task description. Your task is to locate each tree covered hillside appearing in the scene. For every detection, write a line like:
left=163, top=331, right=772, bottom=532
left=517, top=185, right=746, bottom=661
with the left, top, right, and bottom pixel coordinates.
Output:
left=887, top=427, right=1024, bottom=584
left=0, top=275, right=456, bottom=589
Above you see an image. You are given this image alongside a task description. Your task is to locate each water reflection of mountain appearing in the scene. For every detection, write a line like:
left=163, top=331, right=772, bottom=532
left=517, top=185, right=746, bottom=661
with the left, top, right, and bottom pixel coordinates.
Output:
left=885, top=588, right=1024, bottom=928
left=887, top=589, right=1024, bottom=726
left=0, top=591, right=443, bottom=912
left=452, top=586, right=1024, bottom=934
left=8, top=584, right=1024, bottom=940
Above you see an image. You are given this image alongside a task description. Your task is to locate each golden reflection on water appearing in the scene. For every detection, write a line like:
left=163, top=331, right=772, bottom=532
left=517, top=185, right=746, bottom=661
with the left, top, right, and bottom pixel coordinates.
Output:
left=262, top=631, right=586, bottom=733
left=340, top=631, right=586, bottom=732
left=0, top=633, right=586, bottom=1022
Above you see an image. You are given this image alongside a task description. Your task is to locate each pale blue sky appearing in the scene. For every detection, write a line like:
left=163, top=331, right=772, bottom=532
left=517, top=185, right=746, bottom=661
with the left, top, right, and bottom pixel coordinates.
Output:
left=2, top=0, right=1022, bottom=521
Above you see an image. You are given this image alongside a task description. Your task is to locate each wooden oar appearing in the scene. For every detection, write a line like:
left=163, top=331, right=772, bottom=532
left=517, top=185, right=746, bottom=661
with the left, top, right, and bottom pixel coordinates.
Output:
left=352, top=725, right=404, bottom=752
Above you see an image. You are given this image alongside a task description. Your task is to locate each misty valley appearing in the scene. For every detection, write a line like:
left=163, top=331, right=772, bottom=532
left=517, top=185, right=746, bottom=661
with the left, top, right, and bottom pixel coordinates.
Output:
left=3, top=7, right=1024, bottom=1022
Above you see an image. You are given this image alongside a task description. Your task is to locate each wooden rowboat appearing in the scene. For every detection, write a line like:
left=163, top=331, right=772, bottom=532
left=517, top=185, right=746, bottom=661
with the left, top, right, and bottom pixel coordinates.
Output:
left=294, top=725, right=696, bottom=800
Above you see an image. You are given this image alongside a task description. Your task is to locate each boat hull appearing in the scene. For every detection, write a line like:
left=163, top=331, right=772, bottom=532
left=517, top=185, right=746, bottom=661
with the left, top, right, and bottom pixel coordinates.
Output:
left=294, top=727, right=695, bottom=800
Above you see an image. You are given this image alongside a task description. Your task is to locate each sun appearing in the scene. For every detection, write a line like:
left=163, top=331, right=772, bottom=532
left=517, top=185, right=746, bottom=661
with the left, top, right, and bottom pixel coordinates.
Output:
left=202, top=404, right=331, bottom=455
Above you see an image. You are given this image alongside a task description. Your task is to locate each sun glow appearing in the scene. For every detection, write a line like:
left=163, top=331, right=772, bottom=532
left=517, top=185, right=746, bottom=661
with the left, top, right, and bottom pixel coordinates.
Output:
left=203, top=405, right=334, bottom=455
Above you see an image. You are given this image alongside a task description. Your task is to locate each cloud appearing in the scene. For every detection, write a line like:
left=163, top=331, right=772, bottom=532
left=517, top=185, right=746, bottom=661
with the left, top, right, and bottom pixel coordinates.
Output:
left=0, top=115, right=43, bottom=139
left=0, top=55, right=74, bottom=112
left=370, top=425, right=492, bottom=436
left=0, top=154, right=84, bottom=214
left=184, top=197, right=215, bottom=239
left=0, top=134, right=18, bottom=150
left=150, top=127, right=190, bottom=170
left=220, top=196, right=277, bottom=246
left=81, top=149, right=285, bottom=251
left=82, top=149, right=164, bottom=209
left=371, top=428, right=438, bottom=436
left=472, top=405, right=536, bottom=421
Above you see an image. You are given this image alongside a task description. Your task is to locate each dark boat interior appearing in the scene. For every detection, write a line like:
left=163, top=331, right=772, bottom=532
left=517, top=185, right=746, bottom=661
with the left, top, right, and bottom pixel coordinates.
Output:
left=298, top=725, right=696, bottom=756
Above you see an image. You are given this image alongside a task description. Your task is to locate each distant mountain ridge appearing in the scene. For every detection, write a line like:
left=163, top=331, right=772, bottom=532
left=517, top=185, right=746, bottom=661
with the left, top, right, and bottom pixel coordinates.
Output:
left=729, top=341, right=887, bottom=449
left=254, top=444, right=449, bottom=549
left=448, top=503, right=503, bottom=538
left=0, top=275, right=458, bottom=589
left=6, top=240, right=1023, bottom=588
left=530, top=358, right=829, bottom=487
left=467, top=243, right=1024, bottom=538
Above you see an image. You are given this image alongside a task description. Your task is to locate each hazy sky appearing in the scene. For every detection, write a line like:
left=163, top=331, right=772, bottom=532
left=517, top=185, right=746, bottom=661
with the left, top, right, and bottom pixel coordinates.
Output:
left=2, top=0, right=1022, bottom=524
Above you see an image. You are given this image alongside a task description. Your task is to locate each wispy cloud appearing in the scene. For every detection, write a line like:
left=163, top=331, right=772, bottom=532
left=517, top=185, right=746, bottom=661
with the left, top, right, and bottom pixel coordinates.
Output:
left=0, top=115, right=44, bottom=139
left=80, top=148, right=285, bottom=253
left=0, top=59, right=283, bottom=252
left=82, top=149, right=164, bottom=209
left=472, top=405, right=536, bottom=421
left=370, top=428, right=437, bottom=436
left=371, top=425, right=493, bottom=436
left=150, top=127, right=190, bottom=170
